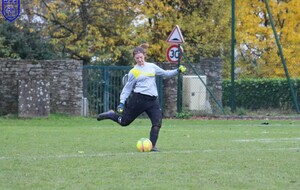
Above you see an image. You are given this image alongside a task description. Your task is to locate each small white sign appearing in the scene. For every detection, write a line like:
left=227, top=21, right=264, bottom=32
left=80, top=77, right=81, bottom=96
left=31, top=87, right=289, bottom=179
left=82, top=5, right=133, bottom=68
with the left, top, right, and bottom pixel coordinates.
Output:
left=166, top=25, right=185, bottom=44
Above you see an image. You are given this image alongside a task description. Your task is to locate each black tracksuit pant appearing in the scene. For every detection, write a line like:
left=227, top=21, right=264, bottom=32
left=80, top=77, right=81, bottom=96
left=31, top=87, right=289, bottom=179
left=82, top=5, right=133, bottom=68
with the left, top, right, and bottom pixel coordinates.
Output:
left=110, top=93, right=162, bottom=147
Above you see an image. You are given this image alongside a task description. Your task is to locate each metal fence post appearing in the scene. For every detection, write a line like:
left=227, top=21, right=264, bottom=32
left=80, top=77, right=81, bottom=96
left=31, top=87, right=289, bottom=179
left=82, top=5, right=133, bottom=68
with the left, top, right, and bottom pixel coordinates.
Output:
left=103, top=67, right=109, bottom=112
left=230, top=0, right=236, bottom=112
left=265, top=0, right=300, bottom=114
left=177, top=44, right=182, bottom=113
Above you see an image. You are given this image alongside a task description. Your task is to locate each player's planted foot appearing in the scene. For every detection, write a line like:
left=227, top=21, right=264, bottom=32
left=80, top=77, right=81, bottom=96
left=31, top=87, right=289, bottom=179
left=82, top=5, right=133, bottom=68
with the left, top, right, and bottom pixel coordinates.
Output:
left=97, top=110, right=115, bottom=121
left=151, top=146, right=160, bottom=152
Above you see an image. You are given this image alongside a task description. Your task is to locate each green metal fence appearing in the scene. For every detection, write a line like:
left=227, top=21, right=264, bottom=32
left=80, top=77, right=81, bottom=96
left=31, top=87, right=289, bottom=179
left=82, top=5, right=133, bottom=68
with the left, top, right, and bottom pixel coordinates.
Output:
left=83, top=66, right=164, bottom=115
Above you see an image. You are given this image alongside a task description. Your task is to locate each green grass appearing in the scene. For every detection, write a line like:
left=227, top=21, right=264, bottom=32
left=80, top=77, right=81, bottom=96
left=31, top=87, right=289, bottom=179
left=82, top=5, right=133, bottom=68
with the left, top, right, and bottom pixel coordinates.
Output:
left=0, top=115, right=300, bottom=190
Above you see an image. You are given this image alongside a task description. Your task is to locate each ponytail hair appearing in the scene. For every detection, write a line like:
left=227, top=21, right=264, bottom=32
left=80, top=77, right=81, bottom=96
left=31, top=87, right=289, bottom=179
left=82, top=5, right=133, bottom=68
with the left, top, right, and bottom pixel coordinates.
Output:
left=140, top=43, right=149, bottom=49
left=133, top=43, right=149, bottom=57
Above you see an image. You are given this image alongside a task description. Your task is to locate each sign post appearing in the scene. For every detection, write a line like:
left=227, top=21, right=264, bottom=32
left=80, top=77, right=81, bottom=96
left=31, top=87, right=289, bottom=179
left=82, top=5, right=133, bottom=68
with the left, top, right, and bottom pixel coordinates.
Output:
left=177, top=44, right=182, bottom=113
left=166, top=25, right=185, bottom=113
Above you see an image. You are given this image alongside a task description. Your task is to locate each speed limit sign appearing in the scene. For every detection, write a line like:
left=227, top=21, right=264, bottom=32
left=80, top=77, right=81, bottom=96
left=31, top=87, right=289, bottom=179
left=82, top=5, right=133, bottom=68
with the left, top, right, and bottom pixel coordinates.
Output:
left=166, top=44, right=183, bottom=63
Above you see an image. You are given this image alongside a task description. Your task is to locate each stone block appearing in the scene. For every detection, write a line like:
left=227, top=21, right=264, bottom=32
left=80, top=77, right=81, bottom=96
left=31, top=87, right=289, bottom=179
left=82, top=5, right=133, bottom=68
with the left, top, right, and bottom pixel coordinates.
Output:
left=18, top=79, right=50, bottom=118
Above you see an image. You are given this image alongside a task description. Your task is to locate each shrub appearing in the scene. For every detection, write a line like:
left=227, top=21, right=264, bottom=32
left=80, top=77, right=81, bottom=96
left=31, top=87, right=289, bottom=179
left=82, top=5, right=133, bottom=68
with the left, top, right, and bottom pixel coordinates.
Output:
left=222, top=78, right=300, bottom=110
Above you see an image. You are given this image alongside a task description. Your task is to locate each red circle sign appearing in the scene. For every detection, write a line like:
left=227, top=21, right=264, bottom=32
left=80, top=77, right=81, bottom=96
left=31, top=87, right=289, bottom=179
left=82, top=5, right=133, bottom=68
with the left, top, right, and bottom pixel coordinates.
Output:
left=166, top=45, right=183, bottom=63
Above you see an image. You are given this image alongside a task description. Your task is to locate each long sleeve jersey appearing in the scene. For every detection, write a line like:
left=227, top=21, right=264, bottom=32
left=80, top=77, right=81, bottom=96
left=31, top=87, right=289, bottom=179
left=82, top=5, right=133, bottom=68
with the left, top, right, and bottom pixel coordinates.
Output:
left=120, top=62, right=179, bottom=104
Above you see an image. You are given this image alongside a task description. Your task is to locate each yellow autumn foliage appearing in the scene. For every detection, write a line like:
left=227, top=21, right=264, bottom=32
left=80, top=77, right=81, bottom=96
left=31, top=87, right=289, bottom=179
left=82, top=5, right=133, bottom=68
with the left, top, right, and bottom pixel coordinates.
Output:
left=17, top=0, right=300, bottom=79
left=25, top=0, right=231, bottom=65
left=236, top=0, right=300, bottom=78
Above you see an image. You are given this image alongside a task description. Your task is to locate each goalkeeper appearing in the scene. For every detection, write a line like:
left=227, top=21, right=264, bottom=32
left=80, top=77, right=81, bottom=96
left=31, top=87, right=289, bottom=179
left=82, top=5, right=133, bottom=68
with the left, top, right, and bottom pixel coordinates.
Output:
left=97, top=44, right=186, bottom=151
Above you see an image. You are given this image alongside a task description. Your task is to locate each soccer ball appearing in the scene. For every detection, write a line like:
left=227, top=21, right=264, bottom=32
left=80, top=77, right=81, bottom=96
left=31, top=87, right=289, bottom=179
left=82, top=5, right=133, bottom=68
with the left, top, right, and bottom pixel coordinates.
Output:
left=136, top=138, right=152, bottom=152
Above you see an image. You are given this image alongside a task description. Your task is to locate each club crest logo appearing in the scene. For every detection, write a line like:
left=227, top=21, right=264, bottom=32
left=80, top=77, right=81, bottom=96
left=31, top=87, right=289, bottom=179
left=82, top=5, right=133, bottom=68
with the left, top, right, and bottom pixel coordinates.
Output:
left=2, top=0, right=20, bottom=22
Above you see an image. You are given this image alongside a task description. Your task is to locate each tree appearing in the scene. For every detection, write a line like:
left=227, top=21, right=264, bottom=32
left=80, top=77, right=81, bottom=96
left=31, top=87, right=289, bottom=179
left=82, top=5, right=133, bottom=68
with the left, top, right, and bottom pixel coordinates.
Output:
left=29, top=0, right=141, bottom=65
left=0, top=22, right=59, bottom=60
left=24, top=0, right=231, bottom=65
left=0, top=0, right=63, bottom=60
left=235, top=0, right=300, bottom=78
left=135, top=0, right=231, bottom=63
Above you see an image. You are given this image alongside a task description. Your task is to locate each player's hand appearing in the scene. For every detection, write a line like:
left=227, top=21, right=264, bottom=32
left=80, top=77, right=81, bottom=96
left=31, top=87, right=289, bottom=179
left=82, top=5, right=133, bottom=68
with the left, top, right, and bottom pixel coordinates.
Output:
left=178, top=65, right=186, bottom=73
left=117, top=103, right=124, bottom=114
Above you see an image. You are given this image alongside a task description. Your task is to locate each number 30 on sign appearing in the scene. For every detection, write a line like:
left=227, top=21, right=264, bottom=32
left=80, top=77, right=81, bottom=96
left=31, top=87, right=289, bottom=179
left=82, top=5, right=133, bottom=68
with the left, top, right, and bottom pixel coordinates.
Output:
left=166, top=44, right=183, bottom=63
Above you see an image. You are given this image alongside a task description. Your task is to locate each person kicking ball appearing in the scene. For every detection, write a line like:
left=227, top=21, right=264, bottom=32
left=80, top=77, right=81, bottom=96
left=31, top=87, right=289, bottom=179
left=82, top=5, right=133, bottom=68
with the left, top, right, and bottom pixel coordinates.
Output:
left=97, top=44, right=186, bottom=152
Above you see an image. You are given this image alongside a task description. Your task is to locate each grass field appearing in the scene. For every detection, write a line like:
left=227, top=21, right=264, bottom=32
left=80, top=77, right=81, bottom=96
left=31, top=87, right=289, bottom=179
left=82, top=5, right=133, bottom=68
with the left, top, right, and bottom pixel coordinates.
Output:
left=0, top=115, right=299, bottom=190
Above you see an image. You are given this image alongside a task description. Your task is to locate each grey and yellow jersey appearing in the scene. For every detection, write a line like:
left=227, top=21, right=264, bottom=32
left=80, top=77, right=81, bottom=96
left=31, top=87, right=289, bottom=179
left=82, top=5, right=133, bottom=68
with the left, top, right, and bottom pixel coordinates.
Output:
left=120, top=62, right=178, bottom=104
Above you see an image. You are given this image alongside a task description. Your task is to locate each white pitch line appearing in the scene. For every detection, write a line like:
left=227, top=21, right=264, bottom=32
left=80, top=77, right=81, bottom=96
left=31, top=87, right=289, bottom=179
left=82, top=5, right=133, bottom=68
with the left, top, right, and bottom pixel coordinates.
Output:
left=0, top=147, right=299, bottom=161
left=234, top=137, right=300, bottom=143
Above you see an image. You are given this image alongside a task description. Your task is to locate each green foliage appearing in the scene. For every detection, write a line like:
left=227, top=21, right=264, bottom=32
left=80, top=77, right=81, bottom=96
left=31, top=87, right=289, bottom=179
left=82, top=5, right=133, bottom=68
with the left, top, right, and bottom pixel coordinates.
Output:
left=222, top=78, right=300, bottom=110
left=0, top=22, right=59, bottom=60
left=175, top=110, right=192, bottom=119
left=0, top=37, right=13, bottom=58
left=26, top=0, right=231, bottom=64
left=30, top=0, right=139, bottom=65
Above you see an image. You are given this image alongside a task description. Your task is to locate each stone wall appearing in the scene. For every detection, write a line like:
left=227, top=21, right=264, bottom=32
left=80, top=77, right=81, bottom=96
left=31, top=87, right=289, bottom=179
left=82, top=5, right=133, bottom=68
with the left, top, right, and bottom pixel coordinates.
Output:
left=0, top=58, right=221, bottom=118
left=156, top=62, right=179, bottom=118
left=158, top=57, right=223, bottom=117
left=0, top=59, right=83, bottom=116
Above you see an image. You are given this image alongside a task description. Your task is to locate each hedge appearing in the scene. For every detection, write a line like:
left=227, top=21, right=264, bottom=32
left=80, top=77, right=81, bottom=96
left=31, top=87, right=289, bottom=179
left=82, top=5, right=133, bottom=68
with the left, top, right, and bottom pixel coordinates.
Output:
left=222, top=78, right=300, bottom=110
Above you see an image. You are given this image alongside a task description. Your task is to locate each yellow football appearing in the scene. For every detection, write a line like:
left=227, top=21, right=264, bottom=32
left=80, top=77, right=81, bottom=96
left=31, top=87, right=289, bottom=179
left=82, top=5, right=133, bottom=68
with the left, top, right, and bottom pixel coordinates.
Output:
left=136, top=138, right=152, bottom=152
